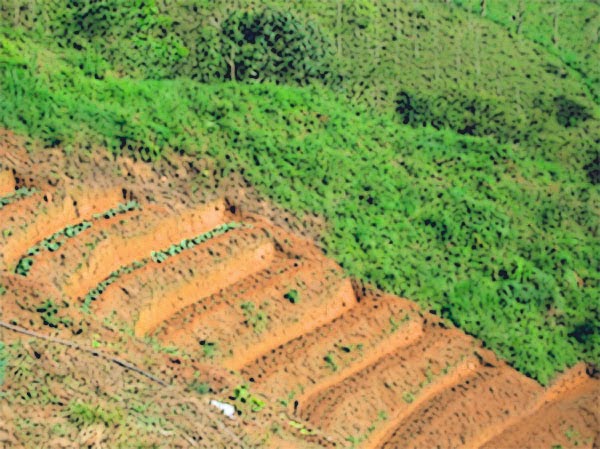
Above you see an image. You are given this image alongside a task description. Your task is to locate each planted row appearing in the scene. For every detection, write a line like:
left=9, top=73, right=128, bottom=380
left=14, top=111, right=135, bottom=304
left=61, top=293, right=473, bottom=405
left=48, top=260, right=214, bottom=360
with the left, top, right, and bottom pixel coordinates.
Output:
left=91, top=200, right=140, bottom=220
left=150, top=222, right=244, bottom=263
left=83, top=221, right=246, bottom=310
left=14, top=201, right=140, bottom=277
left=0, top=187, right=36, bottom=210
left=83, top=259, right=148, bottom=311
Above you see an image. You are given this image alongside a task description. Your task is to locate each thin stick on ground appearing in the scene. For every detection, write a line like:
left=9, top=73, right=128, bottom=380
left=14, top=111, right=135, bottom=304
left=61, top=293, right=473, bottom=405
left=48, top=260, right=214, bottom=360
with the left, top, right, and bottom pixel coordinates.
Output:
left=0, top=319, right=250, bottom=448
left=0, top=319, right=168, bottom=386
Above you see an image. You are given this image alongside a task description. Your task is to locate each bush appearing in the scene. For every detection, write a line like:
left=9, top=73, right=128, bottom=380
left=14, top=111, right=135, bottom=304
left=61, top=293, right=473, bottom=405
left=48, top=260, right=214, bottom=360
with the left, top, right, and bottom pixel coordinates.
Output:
left=220, top=8, right=334, bottom=85
left=554, top=96, right=592, bottom=128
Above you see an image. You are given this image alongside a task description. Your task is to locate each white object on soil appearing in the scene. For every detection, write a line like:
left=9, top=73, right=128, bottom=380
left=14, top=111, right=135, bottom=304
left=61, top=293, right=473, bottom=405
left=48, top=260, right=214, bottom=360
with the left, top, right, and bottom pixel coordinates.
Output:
left=210, top=399, right=236, bottom=419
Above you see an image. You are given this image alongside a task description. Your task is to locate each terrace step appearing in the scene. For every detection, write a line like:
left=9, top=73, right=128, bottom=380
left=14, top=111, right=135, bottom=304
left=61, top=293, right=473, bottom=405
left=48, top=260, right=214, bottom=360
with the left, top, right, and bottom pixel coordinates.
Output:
left=240, top=293, right=424, bottom=405
left=59, top=199, right=227, bottom=300
left=29, top=205, right=166, bottom=291
left=480, top=364, right=600, bottom=449
left=0, top=186, right=123, bottom=270
left=155, top=255, right=303, bottom=346
left=21, top=204, right=144, bottom=283
left=0, top=169, right=15, bottom=196
left=158, top=256, right=356, bottom=370
left=92, top=225, right=276, bottom=336
left=296, top=326, right=479, bottom=445
left=377, top=366, right=542, bottom=449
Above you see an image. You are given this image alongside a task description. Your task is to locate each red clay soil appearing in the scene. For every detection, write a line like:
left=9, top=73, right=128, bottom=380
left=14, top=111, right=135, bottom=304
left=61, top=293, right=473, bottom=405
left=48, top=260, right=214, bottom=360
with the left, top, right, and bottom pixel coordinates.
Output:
left=0, top=169, right=15, bottom=195
left=1, top=130, right=598, bottom=448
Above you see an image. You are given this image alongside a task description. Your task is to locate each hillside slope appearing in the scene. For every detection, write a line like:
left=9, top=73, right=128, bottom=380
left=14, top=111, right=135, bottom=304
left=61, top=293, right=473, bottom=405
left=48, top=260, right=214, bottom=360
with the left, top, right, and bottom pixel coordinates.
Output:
left=1, top=132, right=598, bottom=448
left=0, top=0, right=598, bottom=386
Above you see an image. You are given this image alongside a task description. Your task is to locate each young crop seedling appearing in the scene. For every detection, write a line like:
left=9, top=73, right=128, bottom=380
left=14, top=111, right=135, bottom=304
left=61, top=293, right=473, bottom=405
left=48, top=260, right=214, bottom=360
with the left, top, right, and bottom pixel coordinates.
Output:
left=287, top=419, right=317, bottom=436
left=284, top=289, right=300, bottom=304
left=0, top=187, right=36, bottom=210
left=230, top=384, right=265, bottom=413
left=402, top=391, right=415, bottom=404
left=189, top=379, right=211, bottom=395
left=36, top=299, right=72, bottom=328
left=240, top=301, right=269, bottom=334
left=150, top=221, right=244, bottom=263
left=15, top=221, right=93, bottom=276
left=91, top=200, right=140, bottom=220
left=199, top=340, right=217, bottom=359
left=324, top=352, right=338, bottom=372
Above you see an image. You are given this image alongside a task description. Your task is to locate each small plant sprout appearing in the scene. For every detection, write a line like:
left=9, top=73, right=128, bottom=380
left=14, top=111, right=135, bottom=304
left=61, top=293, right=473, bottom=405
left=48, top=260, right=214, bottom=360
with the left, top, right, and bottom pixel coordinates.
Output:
left=324, top=352, right=338, bottom=371
left=402, top=391, right=415, bottom=403
left=284, top=289, right=300, bottom=304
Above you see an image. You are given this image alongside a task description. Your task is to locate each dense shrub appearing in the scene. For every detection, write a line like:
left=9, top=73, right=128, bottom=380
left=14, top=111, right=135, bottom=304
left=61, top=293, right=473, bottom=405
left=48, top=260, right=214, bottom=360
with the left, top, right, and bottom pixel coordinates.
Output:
left=220, top=8, right=333, bottom=84
left=554, top=95, right=593, bottom=128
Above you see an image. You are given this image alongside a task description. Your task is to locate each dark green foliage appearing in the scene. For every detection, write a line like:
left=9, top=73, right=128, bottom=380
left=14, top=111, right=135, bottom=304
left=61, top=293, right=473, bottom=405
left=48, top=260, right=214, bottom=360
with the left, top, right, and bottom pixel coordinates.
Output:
left=59, top=0, right=188, bottom=79
left=284, top=289, right=300, bottom=304
left=554, top=96, right=593, bottom=128
left=220, top=8, right=333, bottom=84
left=584, top=155, right=599, bottom=185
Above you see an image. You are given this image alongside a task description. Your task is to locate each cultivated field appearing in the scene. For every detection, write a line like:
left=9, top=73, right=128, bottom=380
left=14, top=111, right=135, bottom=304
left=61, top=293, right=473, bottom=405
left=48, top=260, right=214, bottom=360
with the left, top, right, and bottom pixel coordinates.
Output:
left=1, top=133, right=597, bottom=448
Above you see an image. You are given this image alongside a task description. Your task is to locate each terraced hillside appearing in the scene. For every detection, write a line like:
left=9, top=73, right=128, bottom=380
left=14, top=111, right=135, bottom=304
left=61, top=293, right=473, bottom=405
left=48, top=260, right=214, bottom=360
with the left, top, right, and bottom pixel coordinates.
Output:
left=1, top=135, right=598, bottom=448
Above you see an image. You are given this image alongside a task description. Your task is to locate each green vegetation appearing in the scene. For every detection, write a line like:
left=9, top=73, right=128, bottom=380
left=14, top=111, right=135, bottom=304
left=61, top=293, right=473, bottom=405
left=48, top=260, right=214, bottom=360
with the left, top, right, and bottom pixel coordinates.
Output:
left=402, top=391, right=415, bottom=404
left=240, top=301, right=269, bottom=334
left=324, top=352, right=339, bottom=372
left=199, top=340, right=217, bottom=359
left=452, top=0, right=600, bottom=101
left=283, top=289, right=300, bottom=304
left=65, top=399, right=125, bottom=427
left=83, top=260, right=147, bottom=312
left=91, top=200, right=140, bottom=220
left=189, top=379, right=210, bottom=395
left=0, top=1, right=598, bottom=385
left=35, top=299, right=72, bottom=328
left=287, top=419, right=316, bottom=436
left=83, top=222, right=243, bottom=310
left=150, top=221, right=243, bottom=263
left=0, top=187, right=36, bottom=209
left=15, top=201, right=139, bottom=276
left=231, top=384, right=265, bottom=413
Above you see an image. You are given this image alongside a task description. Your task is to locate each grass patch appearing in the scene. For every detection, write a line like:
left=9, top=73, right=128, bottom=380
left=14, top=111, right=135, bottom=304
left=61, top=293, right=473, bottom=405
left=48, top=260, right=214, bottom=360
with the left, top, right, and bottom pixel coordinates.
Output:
left=65, top=399, right=124, bottom=427
left=240, top=301, right=269, bottom=334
